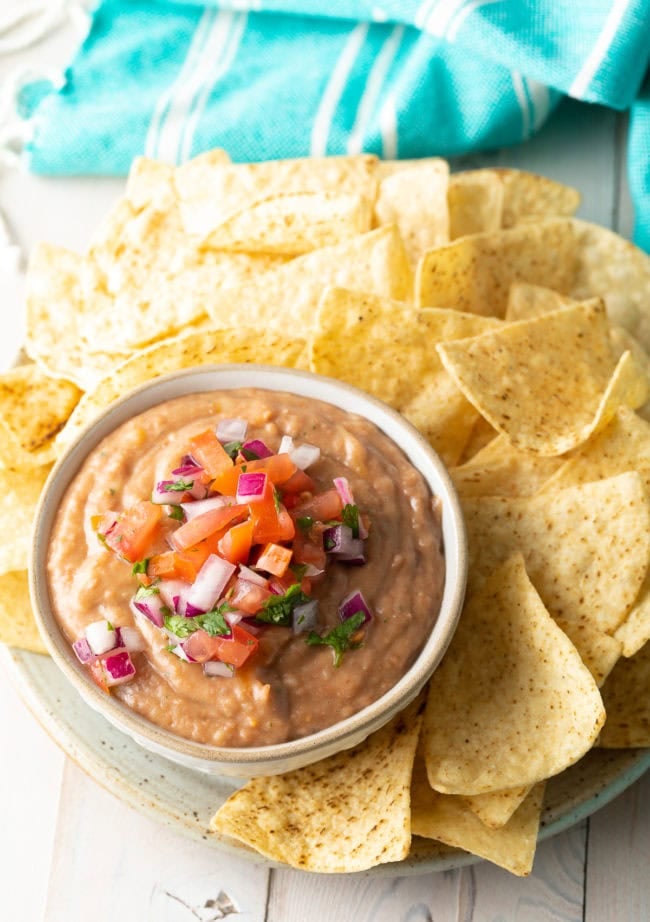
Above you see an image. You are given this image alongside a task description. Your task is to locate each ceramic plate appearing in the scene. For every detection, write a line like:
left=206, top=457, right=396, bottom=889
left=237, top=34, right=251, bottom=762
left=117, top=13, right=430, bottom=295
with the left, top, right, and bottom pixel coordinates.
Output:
left=3, top=644, right=649, bottom=876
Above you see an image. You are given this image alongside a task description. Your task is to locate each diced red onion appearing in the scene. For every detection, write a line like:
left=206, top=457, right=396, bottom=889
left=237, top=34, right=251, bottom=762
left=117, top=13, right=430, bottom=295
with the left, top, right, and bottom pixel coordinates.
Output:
left=203, top=660, right=235, bottom=678
left=130, top=594, right=166, bottom=628
left=116, top=626, right=145, bottom=653
left=217, top=418, right=248, bottom=443
left=171, top=462, right=203, bottom=477
left=333, top=477, right=367, bottom=538
left=323, top=524, right=355, bottom=555
left=187, top=554, right=235, bottom=612
left=103, top=649, right=136, bottom=685
left=339, top=589, right=373, bottom=625
left=290, top=443, right=321, bottom=470
left=268, top=578, right=285, bottom=595
left=85, top=620, right=118, bottom=656
left=236, top=471, right=267, bottom=503
left=334, top=544, right=366, bottom=565
left=189, top=479, right=209, bottom=500
left=73, top=636, right=95, bottom=664
left=278, top=435, right=294, bottom=454
left=152, top=480, right=189, bottom=505
left=158, top=579, right=189, bottom=612
left=185, top=602, right=204, bottom=618
left=292, top=600, right=319, bottom=634
left=180, top=495, right=234, bottom=521
left=237, top=564, right=269, bottom=587
left=303, top=564, right=325, bottom=578
left=243, top=439, right=272, bottom=459
left=239, top=618, right=263, bottom=635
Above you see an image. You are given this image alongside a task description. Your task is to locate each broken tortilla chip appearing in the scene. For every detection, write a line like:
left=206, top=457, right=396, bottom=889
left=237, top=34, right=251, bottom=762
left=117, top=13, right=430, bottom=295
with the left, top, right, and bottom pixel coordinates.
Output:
left=416, top=218, right=576, bottom=317
left=599, top=643, right=650, bottom=748
left=374, top=160, right=449, bottom=264
left=437, top=300, right=648, bottom=455
left=0, top=571, right=47, bottom=654
left=210, top=697, right=424, bottom=873
left=0, top=464, right=51, bottom=574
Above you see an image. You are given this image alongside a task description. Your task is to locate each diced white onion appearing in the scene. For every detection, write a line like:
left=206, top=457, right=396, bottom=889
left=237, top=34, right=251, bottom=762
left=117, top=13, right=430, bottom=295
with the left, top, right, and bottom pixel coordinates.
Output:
left=216, top=418, right=248, bottom=443
left=169, top=644, right=192, bottom=662
left=292, top=600, right=319, bottom=634
left=187, top=555, right=235, bottom=612
left=180, top=496, right=234, bottom=521
left=203, top=660, right=235, bottom=678
left=278, top=435, right=294, bottom=454
left=237, top=564, right=268, bottom=587
left=85, top=620, right=118, bottom=656
left=290, top=443, right=321, bottom=470
left=118, top=626, right=145, bottom=653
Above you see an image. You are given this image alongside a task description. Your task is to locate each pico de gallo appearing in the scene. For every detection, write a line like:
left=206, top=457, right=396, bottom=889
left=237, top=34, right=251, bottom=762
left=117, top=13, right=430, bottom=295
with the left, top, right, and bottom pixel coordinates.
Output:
left=73, top=416, right=374, bottom=691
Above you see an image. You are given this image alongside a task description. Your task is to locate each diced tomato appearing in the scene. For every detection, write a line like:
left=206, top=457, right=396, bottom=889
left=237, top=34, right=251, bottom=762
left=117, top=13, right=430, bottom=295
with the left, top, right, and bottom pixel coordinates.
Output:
left=188, top=429, right=233, bottom=479
left=88, top=659, right=110, bottom=694
left=292, top=527, right=327, bottom=569
left=229, top=577, right=272, bottom=614
left=256, top=542, right=293, bottom=577
left=218, top=518, right=254, bottom=565
left=148, top=550, right=197, bottom=582
left=170, top=504, right=247, bottom=552
left=214, top=624, right=259, bottom=667
left=248, top=481, right=296, bottom=544
left=102, top=501, right=163, bottom=563
left=182, top=630, right=222, bottom=663
left=280, top=469, right=315, bottom=495
left=291, top=488, right=343, bottom=523
left=212, top=453, right=297, bottom=496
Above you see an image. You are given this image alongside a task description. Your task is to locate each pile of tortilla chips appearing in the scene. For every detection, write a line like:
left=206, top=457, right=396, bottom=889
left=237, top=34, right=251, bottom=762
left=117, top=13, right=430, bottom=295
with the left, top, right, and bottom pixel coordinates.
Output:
left=5, top=151, right=650, bottom=877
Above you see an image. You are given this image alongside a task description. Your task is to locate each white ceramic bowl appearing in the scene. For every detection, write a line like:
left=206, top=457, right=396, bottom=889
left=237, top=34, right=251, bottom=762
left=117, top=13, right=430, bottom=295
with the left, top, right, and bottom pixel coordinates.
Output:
left=30, top=365, right=467, bottom=777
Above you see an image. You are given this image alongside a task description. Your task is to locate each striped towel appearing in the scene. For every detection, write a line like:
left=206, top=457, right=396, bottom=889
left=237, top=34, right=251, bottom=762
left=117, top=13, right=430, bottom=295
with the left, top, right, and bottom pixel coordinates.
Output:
left=19, top=0, right=650, bottom=247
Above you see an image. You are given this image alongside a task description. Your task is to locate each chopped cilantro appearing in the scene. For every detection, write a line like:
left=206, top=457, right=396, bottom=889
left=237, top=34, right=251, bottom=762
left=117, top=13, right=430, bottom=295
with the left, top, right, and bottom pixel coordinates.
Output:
left=289, top=562, right=308, bottom=581
left=257, top=584, right=311, bottom=627
left=273, top=486, right=282, bottom=513
left=168, top=506, right=184, bottom=521
left=306, top=611, right=365, bottom=667
left=134, top=582, right=160, bottom=600
left=341, top=504, right=360, bottom=538
left=161, top=479, right=194, bottom=492
left=163, top=614, right=196, bottom=638
left=163, top=602, right=234, bottom=640
left=241, top=447, right=261, bottom=461
left=131, top=559, right=149, bottom=576
left=296, top=516, right=313, bottom=532
left=223, top=440, right=243, bottom=460
left=241, top=464, right=248, bottom=473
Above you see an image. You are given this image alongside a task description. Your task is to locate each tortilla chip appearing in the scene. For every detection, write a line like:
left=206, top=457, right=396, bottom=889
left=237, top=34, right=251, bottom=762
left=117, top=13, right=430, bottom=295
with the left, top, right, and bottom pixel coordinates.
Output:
left=82, top=195, right=289, bottom=353
left=0, top=464, right=51, bottom=574
left=203, top=191, right=372, bottom=255
left=437, top=300, right=648, bottom=455
left=455, top=415, right=498, bottom=463
left=462, top=472, right=650, bottom=635
left=56, top=327, right=309, bottom=451
left=411, top=763, right=544, bottom=876
left=496, top=169, right=580, bottom=227
left=448, top=170, right=504, bottom=238
left=210, top=697, right=424, bottom=873
left=205, top=226, right=413, bottom=332
left=0, top=571, right=48, bottom=654
left=416, top=219, right=576, bottom=317
left=176, top=154, right=379, bottom=238
left=24, top=243, right=128, bottom=389
left=571, top=219, right=650, bottom=352
left=309, top=288, right=502, bottom=466
left=0, top=365, right=81, bottom=467
left=421, top=555, right=605, bottom=795
left=450, top=434, right=562, bottom=498
left=614, top=584, right=650, bottom=659
left=462, top=785, right=533, bottom=831
left=599, top=642, right=650, bottom=748
left=505, top=281, right=577, bottom=321
left=553, top=618, right=622, bottom=688
left=374, top=160, right=449, bottom=264
left=124, top=157, right=176, bottom=212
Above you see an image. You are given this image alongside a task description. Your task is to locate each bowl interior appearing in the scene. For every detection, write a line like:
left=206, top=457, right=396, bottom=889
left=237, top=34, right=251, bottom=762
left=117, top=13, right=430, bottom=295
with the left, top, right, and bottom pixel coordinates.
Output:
left=30, top=364, right=467, bottom=775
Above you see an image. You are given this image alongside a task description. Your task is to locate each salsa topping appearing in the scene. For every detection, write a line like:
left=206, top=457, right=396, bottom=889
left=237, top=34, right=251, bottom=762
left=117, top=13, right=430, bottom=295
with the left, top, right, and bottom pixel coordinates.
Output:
left=79, top=417, right=373, bottom=692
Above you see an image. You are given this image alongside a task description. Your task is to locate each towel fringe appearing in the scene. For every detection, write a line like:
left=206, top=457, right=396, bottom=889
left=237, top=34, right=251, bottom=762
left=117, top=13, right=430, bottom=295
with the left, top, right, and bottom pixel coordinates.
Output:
left=0, top=0, right=91, bottom=55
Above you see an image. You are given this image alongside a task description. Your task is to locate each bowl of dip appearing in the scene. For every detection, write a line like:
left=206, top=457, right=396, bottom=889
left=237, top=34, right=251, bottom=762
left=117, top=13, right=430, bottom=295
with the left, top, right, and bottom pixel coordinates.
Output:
left=30, top=365, right=467, bottom=777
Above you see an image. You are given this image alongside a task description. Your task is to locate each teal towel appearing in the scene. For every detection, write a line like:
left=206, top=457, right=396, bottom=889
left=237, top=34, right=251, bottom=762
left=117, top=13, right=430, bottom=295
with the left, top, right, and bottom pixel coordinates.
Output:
left=21, top=0, right=650, bottom=248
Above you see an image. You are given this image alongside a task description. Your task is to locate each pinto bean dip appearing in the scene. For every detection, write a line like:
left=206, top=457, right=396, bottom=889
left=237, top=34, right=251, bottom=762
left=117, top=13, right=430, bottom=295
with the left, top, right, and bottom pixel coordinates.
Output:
left=47, top=389, right=445, bottom=747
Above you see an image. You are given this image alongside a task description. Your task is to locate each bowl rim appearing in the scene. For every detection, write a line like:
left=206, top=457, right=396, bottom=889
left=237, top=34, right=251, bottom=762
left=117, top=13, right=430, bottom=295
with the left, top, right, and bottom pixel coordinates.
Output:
left=30, top=363, right=467, bottom=771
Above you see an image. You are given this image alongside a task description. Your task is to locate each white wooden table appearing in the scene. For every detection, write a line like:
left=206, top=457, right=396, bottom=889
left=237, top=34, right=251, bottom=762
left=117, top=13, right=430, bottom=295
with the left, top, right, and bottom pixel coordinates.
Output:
left=1, top=19, right=650, bottom=922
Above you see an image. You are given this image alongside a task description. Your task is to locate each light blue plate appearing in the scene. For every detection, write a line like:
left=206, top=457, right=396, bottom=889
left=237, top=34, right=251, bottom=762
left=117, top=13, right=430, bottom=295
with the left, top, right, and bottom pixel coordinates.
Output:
left=4, top=645, right=649, bottom=876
